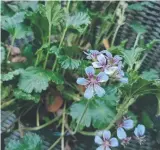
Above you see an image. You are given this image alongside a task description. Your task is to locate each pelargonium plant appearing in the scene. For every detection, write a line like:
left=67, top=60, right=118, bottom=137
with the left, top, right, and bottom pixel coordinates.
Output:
left=1, top=1, right=160, bottom=150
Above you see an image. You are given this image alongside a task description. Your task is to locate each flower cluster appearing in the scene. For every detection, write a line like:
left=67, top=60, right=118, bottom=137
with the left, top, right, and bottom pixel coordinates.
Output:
left=95, top=130, right=119, bottom=150
left=95, top=117, right=146, bottom=149
left=77, top=50, right=128, bottom=99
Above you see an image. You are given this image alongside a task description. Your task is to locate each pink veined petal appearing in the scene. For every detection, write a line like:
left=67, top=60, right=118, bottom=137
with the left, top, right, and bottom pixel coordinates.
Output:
left=105, top=147, right=111, bottom=150
left=76, top=78, right=89, bottom=85
left=94, top=84, right=105, bottom=97
left=97, top=54, right=107, bottom=65
left=95, top=136, right=103, bottom=145
left=84, top=85, right=94, bottom=99
left=85, top=66, right=95, bottom=77
left=119, top=78, right=128, bottom=83
left=92, top=62, right=103, bottom=68
left=123, top=119, right=134, bottom=130
left=137, top=124, right=145, bottom=136
left=86, top=55, right=92, bottom=59
left=110, top=138, right=119, bottom=147
left=102, top=50, right=112, bottom=58
left=105, top=66, right=118, bottom=76
left=117, top=127, right=127, bottom=140
left=96, top=72, right=109, bottom=82
left=103, top=130, right=111, bottom=140
left=96, top=145, right=105, bottom=150
left=114, top=55, right=122, bottom=63
left=134, top=127, right=139, bottom=137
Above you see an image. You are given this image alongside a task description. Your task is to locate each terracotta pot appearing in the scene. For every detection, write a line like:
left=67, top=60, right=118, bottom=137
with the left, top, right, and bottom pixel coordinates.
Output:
left=46, top=95, right=63, bottom=113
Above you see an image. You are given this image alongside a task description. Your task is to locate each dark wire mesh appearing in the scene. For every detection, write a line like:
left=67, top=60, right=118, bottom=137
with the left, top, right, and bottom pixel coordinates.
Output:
left=116, top=1, right=160, bottom=73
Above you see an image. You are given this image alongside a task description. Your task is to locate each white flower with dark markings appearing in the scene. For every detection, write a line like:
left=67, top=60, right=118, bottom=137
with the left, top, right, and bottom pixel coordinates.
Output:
left=77, top=66, right=108, bottom=99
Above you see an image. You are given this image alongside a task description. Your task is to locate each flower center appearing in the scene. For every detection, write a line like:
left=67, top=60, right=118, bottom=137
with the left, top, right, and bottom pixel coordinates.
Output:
left=103, top=140, right=110, bottom=147
left=90, top=77, right=97, bottom=84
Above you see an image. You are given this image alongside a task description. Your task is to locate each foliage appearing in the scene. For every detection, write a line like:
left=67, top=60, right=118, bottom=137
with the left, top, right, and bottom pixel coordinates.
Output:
left=1, top=1, right=160, bottom=149
left=128, top=2, right=153, bottom=11
left=5, top=132, right=43, bottom=150
left=130, top=22, right=146, bottom=34
left=59, top=56, right=81, bottom=70
left=70, top=87, right=119, bottom=129
left=18, top=67, right=51, bottom=93
left=66, top=12, right=90, bottom=32
left=1, top=46, right=5, bottom=64
left=141, top=69, right=159, bottom=81
left=14, top=89, right=40, bottom=103
left=1, top=69, right=24, bottom=81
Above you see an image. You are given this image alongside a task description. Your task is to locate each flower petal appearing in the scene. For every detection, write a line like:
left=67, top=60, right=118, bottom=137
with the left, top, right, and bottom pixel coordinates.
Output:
left=95, top=136, right=103, bottom=145
left=123, top=119, right=134, bottom=130
left=102, top=50, right=112, bottom=58
left=85, top=66, right=95, bottom=77
left=92, top=62, right=103, bottom=68
left=97, top=72, right=109, bottom=82
left=96, top=145, right=105, bottom=150
left=96, top=130, right=104, bottom=136
left=110, top=138, right=119, bottom=147
left=134, top=124, right=145, bottom=137
left=84, top=85, right=94, bottom=99
left=119, top=77, right=128, bottom=83
left=114, top=55, right=122, bottom=63
left=94, top=84, right=105, bottom=97
left=105, top=66, right=118, bottom=76
left=117, top=127, right=127, bottom=140
left=105, top=147, right=111, bottom=150
left=97, top=54, right=106, bottom=65
left=77, top=78, right=89, bottom=85
left=103, top=130, right=111, bottom=140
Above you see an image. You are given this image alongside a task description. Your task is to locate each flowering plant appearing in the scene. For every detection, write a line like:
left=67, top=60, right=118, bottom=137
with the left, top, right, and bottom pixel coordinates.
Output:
left=1, top=1, right=160, bottom=150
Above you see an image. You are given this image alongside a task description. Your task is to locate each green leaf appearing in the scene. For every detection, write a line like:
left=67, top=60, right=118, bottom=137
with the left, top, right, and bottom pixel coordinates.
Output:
left=5, top=132, right=43, bottom=150
left=45, top=1, right=63, bottom=27
left=122, top=47, right=145, bottom=70
left=120, top=75, right=158, bottom=98
left=70, top=89, right=118, bottom=129
left=18, top=67, right=51, bottom=93
left=14, top=89, right=40, bottom=103
left=49, top=46, right=60, bottom=56
left=66, top=12, right=90, bottom=32
left=146, top=39, right=160, bottom=50
left=51, top=72, right=64, bottom=84
left=1, top=69, right=24, bottom=81
left=141, top=69, right=159, bottom=81
left=2, top=12, right=25, bottom=34
left=1, top=46, right=5, bottom=64
left=141, top=111, right=153, bottom=128
left=1, top=86, right=11, bottom=100
left=13, top=24, right=33, bottom=40
left=130, top=22, right=146, bottom=34
left=128, top=2, right=153, bottom=11
left=59, top=56, right=81, bottom=70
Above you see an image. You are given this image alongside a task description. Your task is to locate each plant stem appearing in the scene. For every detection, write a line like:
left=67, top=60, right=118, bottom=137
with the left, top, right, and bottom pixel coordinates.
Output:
left=43, top=23, right=51, bottom=69
left=48, top=131, right=67, bottom=150
left=72, top=99, right=90, bottom=135
left=7, top=35, right=16, bottom=59
left=66, top=0, right=71, bottom=12
left=22, top=115, right=60, bottom=131
left=36, top=104, right=40, bottom=127
left=61, top=103, right=66, bottom=150
left=52, top=27, right=68, bottom=71
left=104, top=97, right=135, bottom=130
left=111, top=24, right=121, bottom=46
left=1, top=99, right=15, bottom=109
left=133, top=33, right=141, bottom=49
